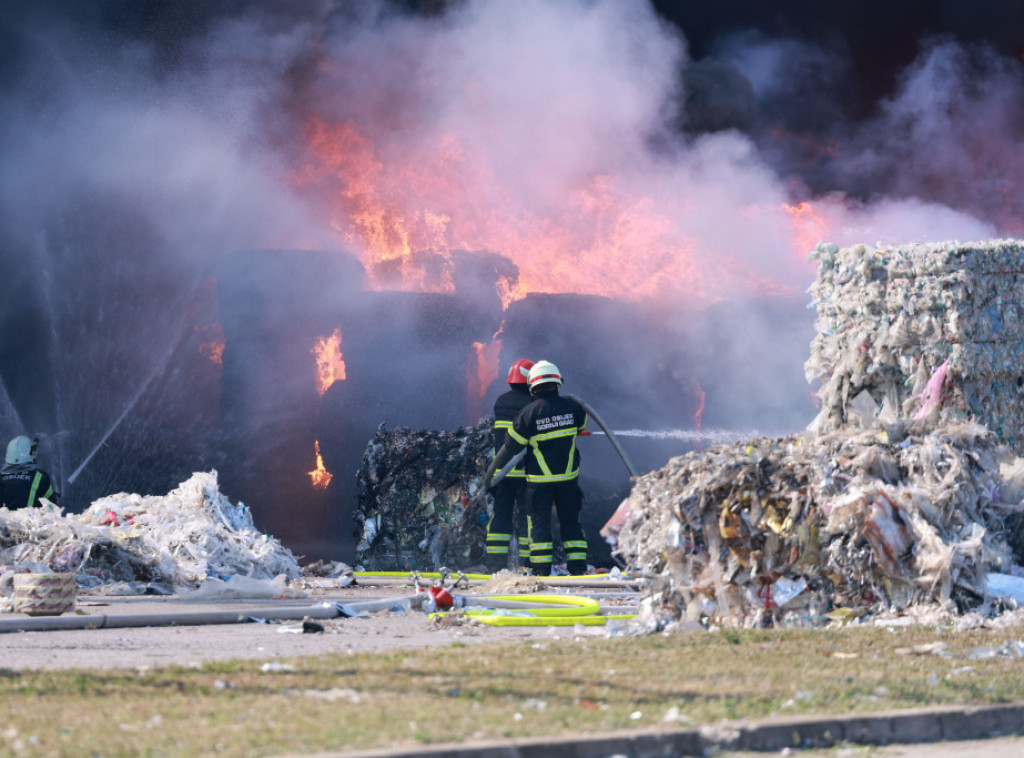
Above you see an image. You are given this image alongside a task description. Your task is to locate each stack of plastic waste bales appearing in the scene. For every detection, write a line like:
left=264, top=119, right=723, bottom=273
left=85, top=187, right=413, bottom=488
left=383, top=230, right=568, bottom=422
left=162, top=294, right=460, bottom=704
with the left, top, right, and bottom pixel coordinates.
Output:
left=615, top=238, right=1024, bottom=631
left=354, top=419, right=492, bottom=571
left=616, top=420, right=1024, bottom=630
left=0, top=471, right=300, bottom=593
left=805, top=239, right=1024, bottom=452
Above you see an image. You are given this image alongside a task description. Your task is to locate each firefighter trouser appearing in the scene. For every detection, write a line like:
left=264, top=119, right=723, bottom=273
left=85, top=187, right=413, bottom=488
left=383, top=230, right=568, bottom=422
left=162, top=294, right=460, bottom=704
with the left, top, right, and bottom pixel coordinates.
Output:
left=485, top=477, right=530, bottom=570
left=526, top=479, right=588, bottom=575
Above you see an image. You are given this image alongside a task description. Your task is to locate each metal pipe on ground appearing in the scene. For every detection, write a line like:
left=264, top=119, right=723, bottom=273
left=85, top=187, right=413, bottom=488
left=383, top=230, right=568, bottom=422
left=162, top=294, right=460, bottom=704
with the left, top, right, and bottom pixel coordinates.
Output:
left=0, top=595, right=426, bottom=634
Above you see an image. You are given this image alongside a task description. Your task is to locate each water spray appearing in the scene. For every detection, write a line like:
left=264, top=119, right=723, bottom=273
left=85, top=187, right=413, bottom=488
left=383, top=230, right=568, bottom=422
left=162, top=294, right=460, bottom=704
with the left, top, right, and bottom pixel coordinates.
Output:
left=65, top=278, right=203, bottom=487
left=66, top=368, right=161, bottom=485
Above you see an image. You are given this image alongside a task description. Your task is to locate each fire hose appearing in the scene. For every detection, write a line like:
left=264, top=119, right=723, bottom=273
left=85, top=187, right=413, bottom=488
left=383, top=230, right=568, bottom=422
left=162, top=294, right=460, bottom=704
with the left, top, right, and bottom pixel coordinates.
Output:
left=0, top=576, right=639, bottom=632
left=482, top=393, right=637, bottom=490
left=564, top=393, right=638, bottom=478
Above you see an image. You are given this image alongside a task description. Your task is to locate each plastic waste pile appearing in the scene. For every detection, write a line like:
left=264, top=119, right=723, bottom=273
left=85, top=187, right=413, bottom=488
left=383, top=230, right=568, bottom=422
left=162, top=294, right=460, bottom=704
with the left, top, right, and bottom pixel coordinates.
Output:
left=0, top=471, right=300, bottom=592
left=614, top=238, right=1024, bottom=630
left=354, top=420, right=492, bottom=571
left=805, top=238, right=1024, bottom=452
left=616, top=420, right=1024, bottom=630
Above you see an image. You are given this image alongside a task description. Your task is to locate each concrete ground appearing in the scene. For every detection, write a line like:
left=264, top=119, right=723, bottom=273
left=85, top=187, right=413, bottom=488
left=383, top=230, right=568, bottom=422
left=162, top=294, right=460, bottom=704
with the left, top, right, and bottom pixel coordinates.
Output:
left=0, top=581, right=582, bottom=670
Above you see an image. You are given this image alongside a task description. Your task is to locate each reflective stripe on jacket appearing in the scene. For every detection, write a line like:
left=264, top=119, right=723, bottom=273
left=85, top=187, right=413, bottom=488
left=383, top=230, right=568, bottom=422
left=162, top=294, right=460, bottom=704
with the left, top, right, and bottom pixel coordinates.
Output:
left=492, top=386, right=533, bottom=478
left=507, top=392, right=587, bottom=483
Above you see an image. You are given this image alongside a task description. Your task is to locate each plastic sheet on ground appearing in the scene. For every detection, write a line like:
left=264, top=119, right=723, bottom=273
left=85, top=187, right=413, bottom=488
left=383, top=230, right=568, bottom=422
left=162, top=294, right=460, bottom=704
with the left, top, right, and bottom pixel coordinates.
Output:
left=353, top=419, right=492, bottom=571
left=616, top=419, right=1024, bottom=631
left=0, top=471, right=300, bottom=594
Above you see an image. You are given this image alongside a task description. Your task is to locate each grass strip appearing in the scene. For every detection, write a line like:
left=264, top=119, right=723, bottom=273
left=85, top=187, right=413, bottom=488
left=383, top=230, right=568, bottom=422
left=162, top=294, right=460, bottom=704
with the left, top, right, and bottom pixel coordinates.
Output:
left=1, top=622, right=1023, bottom=756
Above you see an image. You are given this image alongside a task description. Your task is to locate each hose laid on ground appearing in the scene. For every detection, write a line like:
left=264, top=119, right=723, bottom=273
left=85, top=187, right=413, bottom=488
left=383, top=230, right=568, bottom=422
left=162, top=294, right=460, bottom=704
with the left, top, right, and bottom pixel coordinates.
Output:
left=352, top=571, right=644, bottom=589
left=432, top=592, right=636, bottom=627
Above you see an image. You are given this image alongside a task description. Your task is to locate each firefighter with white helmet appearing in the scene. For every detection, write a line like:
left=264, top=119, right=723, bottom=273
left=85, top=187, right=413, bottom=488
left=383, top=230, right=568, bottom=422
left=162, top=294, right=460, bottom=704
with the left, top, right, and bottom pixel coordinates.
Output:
left=1, top=435, right=57, bottom=510
left=484, top=358, right=535, bottom=571
left=491, top=360, right=590, bottom=575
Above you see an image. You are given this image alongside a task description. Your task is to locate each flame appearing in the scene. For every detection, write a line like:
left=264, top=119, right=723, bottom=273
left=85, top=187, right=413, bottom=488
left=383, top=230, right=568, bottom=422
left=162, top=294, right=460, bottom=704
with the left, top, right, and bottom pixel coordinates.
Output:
left=197, top=323, right=225, bottom=366
left=468, top=338, right=503, bottom=400
left=289, top=116, right=749, bottom=303
left=308, top=439, right=333, bottom=489
left=692, top=377, right=706, bottom=430
left=312, top=328, right=346, bottom=396
left=783, top=201, right=829, bottom=259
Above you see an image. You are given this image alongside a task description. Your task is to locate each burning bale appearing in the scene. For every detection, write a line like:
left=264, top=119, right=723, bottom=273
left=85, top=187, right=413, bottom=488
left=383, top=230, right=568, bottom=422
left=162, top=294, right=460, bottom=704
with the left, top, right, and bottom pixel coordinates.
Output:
left=354, top=420, right=492, bottom=571
left=806, top=238, right=1024, bottom=451
left=0, top=471, right=300, bottom=593
left=616, top=420, right=1024, bottom=629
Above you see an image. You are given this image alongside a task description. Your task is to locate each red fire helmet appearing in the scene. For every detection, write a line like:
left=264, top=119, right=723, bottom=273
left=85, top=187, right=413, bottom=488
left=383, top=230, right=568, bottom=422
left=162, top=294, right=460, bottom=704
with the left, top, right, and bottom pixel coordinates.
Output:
left=506, top=358, right=534, bottom=385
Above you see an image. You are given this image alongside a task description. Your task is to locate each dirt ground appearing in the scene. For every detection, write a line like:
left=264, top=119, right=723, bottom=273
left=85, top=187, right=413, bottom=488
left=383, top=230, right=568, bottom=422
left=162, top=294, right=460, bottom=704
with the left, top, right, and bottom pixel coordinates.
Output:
left=0, top=580, right=607, bottom=671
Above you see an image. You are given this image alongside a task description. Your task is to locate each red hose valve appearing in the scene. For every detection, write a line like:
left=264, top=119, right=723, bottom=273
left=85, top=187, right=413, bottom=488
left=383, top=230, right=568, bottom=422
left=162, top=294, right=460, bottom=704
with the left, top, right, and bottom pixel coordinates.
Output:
left=428, top=586, right=453, bottom=610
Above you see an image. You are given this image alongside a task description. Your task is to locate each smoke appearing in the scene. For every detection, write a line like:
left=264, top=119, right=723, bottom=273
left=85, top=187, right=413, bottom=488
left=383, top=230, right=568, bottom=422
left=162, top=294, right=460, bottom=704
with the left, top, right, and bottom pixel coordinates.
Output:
left=0, top=0, right=1021, bottom=527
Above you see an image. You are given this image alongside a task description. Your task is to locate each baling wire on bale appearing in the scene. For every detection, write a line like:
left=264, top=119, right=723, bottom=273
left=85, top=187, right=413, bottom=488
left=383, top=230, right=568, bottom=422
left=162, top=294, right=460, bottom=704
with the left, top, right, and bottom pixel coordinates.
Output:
left=614, top=238, right=1024, bottom=632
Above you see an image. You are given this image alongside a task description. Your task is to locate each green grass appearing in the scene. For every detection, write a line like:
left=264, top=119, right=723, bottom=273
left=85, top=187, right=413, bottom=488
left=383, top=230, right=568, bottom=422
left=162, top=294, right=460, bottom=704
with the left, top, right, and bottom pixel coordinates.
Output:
left=2, top=623, right=1023, bottom=756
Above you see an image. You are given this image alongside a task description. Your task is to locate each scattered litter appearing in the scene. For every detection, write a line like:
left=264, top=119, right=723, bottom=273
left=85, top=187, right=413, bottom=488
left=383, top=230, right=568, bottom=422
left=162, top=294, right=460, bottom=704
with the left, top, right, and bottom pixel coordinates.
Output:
left=965, top=641, right=1024, bottom=660
left=354, top=420, right=492, bottom=571
left=895, top=642, right=950, bottom=656
left=259, top=662, right=295, bottom=673
left=299, top=688, right=361, bottom=703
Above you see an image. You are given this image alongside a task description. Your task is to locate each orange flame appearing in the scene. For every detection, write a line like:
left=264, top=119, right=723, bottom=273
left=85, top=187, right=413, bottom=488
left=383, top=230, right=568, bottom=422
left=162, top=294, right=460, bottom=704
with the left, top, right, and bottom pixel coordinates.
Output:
left=312, top=328, right=346, bottom=396
left=289, top=116, right=738, bottom=302
left=308, top=439, right=333, bottom=489
left=783, top=201, right=829, bottom=259
left=469, top=339, right=503, bottom=400
left=197, top=323, right=225, bottom=366
left=693, top=377, right=706, bottom=430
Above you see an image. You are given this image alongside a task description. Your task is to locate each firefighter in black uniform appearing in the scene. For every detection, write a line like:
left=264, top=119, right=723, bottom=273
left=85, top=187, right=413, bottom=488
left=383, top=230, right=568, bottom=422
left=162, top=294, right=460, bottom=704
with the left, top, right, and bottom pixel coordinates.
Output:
left=484, top=358, right=535, bottom=571
left=0, top=436, right=57, bottom=510
left=491, top=360, right=589, bottom=575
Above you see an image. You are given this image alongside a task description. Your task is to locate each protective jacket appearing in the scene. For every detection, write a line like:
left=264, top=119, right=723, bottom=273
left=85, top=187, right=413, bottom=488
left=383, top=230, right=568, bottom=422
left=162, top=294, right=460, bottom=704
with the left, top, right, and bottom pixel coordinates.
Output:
left=0, top=463, right=56, bottom=510
left=505, top=392, right=588, bottom=483
left=485, top=384, right=534, bottom=570
left=491, top=385, right=533, bottom=478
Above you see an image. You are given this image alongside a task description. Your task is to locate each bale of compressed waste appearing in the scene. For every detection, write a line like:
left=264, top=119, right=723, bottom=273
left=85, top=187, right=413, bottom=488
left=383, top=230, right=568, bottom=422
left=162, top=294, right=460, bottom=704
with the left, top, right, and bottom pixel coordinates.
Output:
left=354, top=419, right=492, bottom=571
left=615, top=420, right=1024, bottom=630
left=805, top=239, right=1024, bottom=453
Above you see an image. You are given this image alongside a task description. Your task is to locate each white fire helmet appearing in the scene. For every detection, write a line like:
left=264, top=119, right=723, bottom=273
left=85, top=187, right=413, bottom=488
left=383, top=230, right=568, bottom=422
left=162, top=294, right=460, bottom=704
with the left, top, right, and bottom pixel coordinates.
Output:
left=6, top=435, right=37, bottom=465
left=527, top=360, right=563, bottom=390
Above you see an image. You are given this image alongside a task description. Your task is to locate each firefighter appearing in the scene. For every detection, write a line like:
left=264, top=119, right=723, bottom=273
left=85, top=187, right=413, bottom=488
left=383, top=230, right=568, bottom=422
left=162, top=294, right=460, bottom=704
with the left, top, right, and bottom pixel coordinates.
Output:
left=0, top=435, right=57, bottom=510
left=484, top=358, right=534, bottom=572
left=491, top=360, right=589, bottom=575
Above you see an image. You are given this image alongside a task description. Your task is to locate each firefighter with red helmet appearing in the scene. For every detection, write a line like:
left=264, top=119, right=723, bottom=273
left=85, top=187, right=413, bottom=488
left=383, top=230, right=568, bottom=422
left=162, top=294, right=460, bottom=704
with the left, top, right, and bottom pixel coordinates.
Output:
left=484, top=358, right=534, bottom=571
left=492, top=360, right=589, bottom=575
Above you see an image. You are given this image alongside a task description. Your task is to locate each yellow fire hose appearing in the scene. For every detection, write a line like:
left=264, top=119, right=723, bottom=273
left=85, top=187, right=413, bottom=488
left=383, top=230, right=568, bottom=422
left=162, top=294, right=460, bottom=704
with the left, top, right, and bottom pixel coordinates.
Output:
left=430, top=593, right=637, bottom=627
